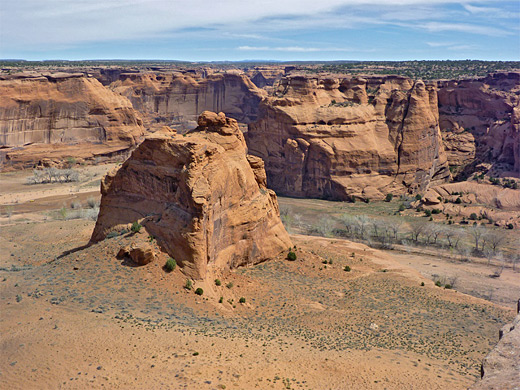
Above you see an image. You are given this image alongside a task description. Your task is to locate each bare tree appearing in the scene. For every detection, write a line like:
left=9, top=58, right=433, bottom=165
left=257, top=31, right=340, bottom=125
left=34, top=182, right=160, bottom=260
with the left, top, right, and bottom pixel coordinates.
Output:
left=486, top=232, right=506, bottom=254
left=445, top=227, right=463, bottom=248
left=424, top=224, right=443, bottom=245
left=355, top=215, right=369, bottom=239
left=410, top=221, right=427, bottom=242
left=388, top=220, right=403, bottom=242
left=469, top=225, right=486, bottom=252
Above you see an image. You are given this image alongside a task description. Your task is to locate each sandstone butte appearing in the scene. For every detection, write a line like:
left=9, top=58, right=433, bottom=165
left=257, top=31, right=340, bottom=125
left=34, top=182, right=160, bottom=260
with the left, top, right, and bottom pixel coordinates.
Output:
left=437, top=72, right=520, bottom=177
left=90, top=111, right=292, bottom=280
left=247, top=74, right=451, bottom=200
left=0, top=72, right=145, bottom=169
left=108, top=70, right=266, bottom=132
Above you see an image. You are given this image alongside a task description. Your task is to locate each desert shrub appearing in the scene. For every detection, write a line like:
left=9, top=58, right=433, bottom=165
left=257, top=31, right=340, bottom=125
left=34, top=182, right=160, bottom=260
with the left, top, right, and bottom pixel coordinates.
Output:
left=239, top=297, right=246, bottom=304
left=420, top=282, right=425, bottom=286
left=444, top=284, right=452, bottom=289
left=86, top=197, right=100, bottom=209
left=70, top=201, right=81, bottom=209
left=322, top=260, right=328, bottom=265
left=432, top=209, right=441, bottom=214
left=328, top=259, right=333, bottom=264
left=195, top=288, right=204, bottom=296
left=469, top=213, right=478, bottom=220
left=215, top=279, right=222, bottom=286
left=287, top=251, right=297, bottom=261
left=192, top=352, right=199, bottom=356
left=455, top=197, right=462, bottom=204
left=385, top=193, right=393, bottom=202
left=424, top=209, right=432, bottom=217
left=131, top=221, right=142, bottom=233
left=106, top=231, right=119, bottom=239
left=344, top=265, right=351, bottom=272
left=185, top=279, right=193, bottom=290
left=165, top=257, right=176, bottom=272
left=507, top=223, right=514, bottom=229
left=226, top=282, right=234, bottom=289
left=435, top=280, right=442, bottom=287
left=398, top=204, right=405, bottom=212
left=415, top=194, right=422, bottom=201
left=219, top=296, right=223, bottom=303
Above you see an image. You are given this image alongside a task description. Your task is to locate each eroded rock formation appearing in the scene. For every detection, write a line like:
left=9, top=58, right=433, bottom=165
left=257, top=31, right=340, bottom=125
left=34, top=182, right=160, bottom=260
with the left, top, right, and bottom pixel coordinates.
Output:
left=247, top=74, right=450, bottom=200
left=0, top=72, right=144, bottom=168
left=109, top=71, right=265, bottom=132
left=438, top=72, right=520, bottom=177
left=91, top=111, right=291, bottom=279
left=470, top=302, right=520, bottom=390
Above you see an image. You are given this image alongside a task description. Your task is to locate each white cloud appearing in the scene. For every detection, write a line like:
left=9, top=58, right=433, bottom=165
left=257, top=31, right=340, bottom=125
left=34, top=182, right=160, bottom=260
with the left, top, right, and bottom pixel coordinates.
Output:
left=238, top=46, right=354, bottom=52
left=0, top=0, right=516, bottom=56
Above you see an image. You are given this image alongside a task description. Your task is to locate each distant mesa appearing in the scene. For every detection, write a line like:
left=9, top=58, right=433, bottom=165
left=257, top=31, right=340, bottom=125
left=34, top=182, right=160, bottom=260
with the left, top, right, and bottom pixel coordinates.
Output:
left=91, top=111, right=292, bottom=279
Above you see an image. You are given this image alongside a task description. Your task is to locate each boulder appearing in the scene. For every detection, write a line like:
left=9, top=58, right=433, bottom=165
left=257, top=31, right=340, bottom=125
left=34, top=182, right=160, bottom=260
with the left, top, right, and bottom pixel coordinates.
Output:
left=91, top=111, right=291, bottom=279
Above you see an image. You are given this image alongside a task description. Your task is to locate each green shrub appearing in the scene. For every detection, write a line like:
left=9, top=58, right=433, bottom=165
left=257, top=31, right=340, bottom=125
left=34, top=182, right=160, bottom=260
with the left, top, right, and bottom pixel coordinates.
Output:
left=385, top=193, right=393, bottom=202
left=444, top=284, right=452, bottom=289
left=398, top=204, right=405, bottom=212
left=420, top=282, right=425, bottom=286
left=131, top=221, right=142, bottom=233
left=435, top=280, right=442, bottom=287
left=507, top=223, right=514, bottom=229
left=226, top=282, right=234, bottom=289
left=455, top=197, right=462, bottom=204
left=322, top=260, right=328, bottom=265
left=106, top=231, right=119, bottom=239
left=344, top=265, right=351, bottom=272
left=424, top=209, right=432, bottom=217
left=192, top=352, right=199, bottom=356
left=219, top=296, right=223, bottom=303
left=432, top=209, right=441, bottom=214
left=165, top=257, right=176, bottom=272
left=185, top=279, right=193, bottom=290
left=469, top=213, right=478, bottom=220
left=287, top=251, right=297, bottom=261
left=239, top=297, right=246, bottom=304
left=195, top=288, right=203, bottom=296
left=215, top=279, right=222, bottom=286
left=415, top=194, right=422, bottom=201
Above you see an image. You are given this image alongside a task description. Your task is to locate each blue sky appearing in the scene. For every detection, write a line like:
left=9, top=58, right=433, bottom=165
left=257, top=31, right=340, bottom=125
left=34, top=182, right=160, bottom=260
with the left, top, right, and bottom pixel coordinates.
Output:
left=1, top=0, right=519, bottom=61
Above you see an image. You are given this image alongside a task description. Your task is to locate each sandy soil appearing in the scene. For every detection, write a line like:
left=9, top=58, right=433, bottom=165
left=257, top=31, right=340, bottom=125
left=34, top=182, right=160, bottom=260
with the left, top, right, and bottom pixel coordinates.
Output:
left=0, top=166, right=518, bottom=389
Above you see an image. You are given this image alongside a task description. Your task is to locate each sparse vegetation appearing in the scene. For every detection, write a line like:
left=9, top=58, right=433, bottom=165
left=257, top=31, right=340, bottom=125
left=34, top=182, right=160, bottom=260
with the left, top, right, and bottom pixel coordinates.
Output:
left=165, top=257, right=176, bottom=272
left=131, top=221, right=142, bottom=233
left=184, top=279, right=193, bottom=290
left=195, top=288, right=204, bottom=296
left=287, top=251, right=297, bottom=261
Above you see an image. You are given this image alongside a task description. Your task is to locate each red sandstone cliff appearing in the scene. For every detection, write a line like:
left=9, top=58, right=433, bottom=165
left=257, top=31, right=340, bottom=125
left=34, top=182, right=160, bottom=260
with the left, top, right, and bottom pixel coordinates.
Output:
left=437, top=72, right=520, bottom=178
left=246, top=74, right=450, bottom=200
left=0, top=72, right=144, bottom=168
left=109, top=71, right=265, bottom=132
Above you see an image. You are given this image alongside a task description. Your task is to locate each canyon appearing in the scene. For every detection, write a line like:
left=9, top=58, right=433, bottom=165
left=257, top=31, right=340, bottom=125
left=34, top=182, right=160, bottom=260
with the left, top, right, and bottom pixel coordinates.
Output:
left=1, top=66, right=518, bottom=202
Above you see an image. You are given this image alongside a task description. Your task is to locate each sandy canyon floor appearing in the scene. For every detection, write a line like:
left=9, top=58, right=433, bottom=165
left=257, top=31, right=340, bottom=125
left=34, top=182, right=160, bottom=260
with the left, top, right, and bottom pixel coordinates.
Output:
left=0, top=165, right=518, bottom=389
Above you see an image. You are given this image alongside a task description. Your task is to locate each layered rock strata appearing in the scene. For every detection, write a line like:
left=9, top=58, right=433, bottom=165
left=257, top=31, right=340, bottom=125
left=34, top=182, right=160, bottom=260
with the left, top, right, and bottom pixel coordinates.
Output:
left=109, top=71, right=265, bottom=132
left=437, top=72, right=520, bottom=177
left=0, top=72, right=144, bottom=168
left=247, top=74, right=450, bottom=200
left=91, top=111, right=291, bottom=279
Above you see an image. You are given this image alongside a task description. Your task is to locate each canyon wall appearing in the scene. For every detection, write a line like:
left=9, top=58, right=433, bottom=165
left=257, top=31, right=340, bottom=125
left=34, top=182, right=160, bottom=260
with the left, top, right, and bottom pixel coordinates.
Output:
left=91, top=111, right=291, bottom=280
left=247, top=74, right=450, bottom=200
left=109, top=71, right=265, bottom=132
left=438, top=72, right=520, bottom=178
left=0, top=72, right=144, bottom=167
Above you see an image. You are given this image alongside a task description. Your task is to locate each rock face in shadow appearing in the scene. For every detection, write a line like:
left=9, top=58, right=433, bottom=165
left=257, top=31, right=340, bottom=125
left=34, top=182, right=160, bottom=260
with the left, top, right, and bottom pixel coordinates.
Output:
left=247, top=74, right=450, bottom=200
left=91, top=111, right=291, bottom=279
left=437, top=72, right=520, bottom=178
left=109, top=71, right=265, bottom=132
left=0, top=72, right=144, bottom=168
left=470, top=303, right=520, bottom=390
